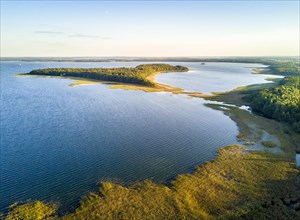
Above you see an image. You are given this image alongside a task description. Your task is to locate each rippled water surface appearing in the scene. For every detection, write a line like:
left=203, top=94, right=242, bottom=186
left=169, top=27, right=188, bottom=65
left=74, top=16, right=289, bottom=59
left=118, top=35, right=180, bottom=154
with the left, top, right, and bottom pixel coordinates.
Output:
left=0, top=61, right=280, bottom=213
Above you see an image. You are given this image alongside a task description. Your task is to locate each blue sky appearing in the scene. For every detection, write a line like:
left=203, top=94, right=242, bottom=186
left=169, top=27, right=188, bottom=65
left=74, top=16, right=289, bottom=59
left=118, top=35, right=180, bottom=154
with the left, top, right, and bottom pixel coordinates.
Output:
left=1, top=1, right=299, bottom=57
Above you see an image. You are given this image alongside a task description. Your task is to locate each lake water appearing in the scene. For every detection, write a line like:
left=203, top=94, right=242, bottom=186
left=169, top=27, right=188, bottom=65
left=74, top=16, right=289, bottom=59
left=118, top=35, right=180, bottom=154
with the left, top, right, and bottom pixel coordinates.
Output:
left=156, top=62, right=282, bottom=93
left=296, top=154, right=300, bottom=167
left=0, top=61, right=281, bottom=213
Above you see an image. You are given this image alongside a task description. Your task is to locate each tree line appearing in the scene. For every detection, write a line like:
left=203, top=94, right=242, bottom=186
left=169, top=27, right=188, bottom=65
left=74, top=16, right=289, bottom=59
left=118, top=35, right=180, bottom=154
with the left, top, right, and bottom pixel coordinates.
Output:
left=265, top=61, right=300, bottom=76
left=249, top=75, right=300, bottom=132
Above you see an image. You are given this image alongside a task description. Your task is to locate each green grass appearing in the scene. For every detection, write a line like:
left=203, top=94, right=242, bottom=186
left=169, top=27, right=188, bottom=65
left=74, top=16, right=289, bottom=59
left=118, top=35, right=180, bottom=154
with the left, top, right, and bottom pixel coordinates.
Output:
left=236, top=133, right=249, bottom=141
left=262, top=141, right=277, bottom=148
left=206, top=80, right=281, bottom=107
left=5, top=201, right=58, bottom=220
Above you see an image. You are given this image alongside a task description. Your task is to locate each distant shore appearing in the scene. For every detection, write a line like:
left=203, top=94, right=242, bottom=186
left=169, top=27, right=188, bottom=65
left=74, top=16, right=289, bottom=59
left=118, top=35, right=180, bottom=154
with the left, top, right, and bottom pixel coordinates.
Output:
left=3, top=56, right=298, bottom=64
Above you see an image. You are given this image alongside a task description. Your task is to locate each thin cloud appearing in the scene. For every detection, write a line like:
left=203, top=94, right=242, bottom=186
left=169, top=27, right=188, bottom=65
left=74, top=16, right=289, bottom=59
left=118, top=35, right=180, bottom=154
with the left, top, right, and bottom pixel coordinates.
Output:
left=38, top=41, right=67, bottom=46
left=34, top=31, right=111, bottom=39
left=69, top=34, right=111, bottom=39
left=34, top=31, right=64, bottom=35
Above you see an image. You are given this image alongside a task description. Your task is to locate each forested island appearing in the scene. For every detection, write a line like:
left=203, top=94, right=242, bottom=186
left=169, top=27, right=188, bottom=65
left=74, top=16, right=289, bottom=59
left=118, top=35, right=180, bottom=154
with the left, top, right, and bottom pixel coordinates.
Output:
left=25, top=64, right=189, bottom=87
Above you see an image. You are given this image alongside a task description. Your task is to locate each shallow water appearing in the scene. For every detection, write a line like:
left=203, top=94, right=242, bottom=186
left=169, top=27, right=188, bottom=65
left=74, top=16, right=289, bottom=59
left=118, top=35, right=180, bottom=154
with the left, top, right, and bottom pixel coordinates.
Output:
left=296, top=154, right=300, bottom=167
left=0, top=61, right=280, bottom=213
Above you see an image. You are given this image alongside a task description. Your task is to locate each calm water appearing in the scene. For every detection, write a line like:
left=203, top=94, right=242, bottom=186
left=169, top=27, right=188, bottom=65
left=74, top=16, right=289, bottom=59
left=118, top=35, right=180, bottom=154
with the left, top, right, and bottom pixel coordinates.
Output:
left=0, top=61, right=280, bottom=213
left=296, top=154, right=300, bottom=167
left=156, top=62, right=282, bottom=93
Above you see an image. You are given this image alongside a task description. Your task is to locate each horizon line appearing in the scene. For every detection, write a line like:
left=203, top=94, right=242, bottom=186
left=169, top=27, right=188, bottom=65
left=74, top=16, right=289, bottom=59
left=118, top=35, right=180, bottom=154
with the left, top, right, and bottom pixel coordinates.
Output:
left=1, top=55, right=299, bottom=58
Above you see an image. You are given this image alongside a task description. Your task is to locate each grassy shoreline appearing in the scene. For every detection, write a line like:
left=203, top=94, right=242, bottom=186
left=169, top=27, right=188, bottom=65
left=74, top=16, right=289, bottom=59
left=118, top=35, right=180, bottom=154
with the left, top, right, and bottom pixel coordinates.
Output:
left=63, top=145, right=298, bottom=219
left=5, top=145, right=299, bottom=219
left=203, top=76, right=300, bottom=153
left=18, top=72, right=214, bottom=98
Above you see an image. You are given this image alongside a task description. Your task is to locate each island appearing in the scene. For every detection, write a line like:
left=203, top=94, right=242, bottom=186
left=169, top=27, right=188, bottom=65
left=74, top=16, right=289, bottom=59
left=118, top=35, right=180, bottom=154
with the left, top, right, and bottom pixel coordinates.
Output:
left=23, top=64, right=188, bottom=90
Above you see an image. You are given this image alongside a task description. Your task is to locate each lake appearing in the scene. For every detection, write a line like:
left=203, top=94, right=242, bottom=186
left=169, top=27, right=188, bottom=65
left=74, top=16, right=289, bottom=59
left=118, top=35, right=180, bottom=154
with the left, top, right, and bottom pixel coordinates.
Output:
left=156, top=62, right=281, bottom=93
left=0, top=61, right=281, bottom=213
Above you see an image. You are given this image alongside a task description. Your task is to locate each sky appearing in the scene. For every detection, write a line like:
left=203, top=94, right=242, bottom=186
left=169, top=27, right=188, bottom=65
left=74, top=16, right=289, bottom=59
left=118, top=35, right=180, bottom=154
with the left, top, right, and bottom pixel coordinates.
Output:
left=1, top=0, right=299, bottom=57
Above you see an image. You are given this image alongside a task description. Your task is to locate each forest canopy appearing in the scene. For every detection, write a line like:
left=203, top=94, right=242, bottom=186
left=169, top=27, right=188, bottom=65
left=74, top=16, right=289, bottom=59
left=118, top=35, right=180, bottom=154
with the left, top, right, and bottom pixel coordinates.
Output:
left=249, top=75, right=300, bottom=132
left=27, top=64, right=189, bottom=87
